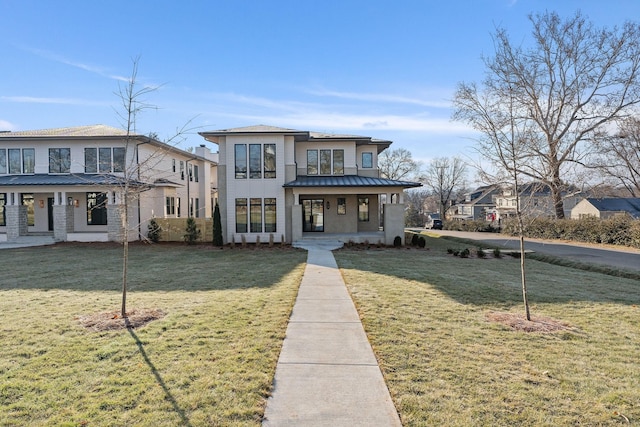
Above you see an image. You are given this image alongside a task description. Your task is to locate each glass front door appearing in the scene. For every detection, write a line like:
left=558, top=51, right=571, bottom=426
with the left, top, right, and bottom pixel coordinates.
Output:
left=302, top=199, right=324, bottom=232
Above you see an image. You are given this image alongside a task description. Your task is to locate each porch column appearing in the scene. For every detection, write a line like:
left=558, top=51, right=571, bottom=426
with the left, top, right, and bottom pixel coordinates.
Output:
left=53, top=191, right=73, bottom=242
left=5, top=192, right=27, bottom=242
left=383, top=203, right=406, bottom=246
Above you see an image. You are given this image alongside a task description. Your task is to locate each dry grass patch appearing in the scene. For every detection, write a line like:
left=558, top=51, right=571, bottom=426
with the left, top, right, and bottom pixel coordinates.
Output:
left=335, top=236, right=640, bottom=426
left=485, top=311, right=576, bottom=333
left=0, top=243, right=306, bottom=427
left=77, top=308, right=167, bottom=331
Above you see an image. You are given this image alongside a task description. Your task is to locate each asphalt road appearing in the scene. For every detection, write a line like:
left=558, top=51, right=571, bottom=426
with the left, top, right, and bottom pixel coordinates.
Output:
left=417, top=229, right=640, bottom=273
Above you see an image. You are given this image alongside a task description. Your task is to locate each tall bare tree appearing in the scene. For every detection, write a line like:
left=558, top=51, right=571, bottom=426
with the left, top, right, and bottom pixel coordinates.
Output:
left=454, top=11, right=640, bottom=218
left=423, top=157, right=467, bottom=218
left=593, top=118, right=640, bottom=197
left=378, top=148, right=421, bottom=181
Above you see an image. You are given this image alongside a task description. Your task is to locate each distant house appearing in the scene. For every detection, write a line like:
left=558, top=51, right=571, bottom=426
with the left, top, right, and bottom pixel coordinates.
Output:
left=451, top=185, right=500, bottom=221
left=0, top=125, right=218, bottom=243
left=571, top=198, right=640, bottom=219
left=493, top=182, right=584, bottom=220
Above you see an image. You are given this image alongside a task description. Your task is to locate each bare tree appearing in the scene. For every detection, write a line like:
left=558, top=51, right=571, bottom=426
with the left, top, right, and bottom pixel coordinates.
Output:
left=454, top=11, right=640, bottom=218
left=453, top=79, right=533, bottom=320
left=113, top=58, right=193, bottom=318
left=423, top=157, right=467, bottom=219
left=593, top=118, right=640, bottom=197
left=378, top=148, right=421, bottom=181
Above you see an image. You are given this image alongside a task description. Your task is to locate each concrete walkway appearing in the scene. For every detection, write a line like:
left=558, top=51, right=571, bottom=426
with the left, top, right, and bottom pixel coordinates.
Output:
left=262, top=241, right=402, bottom=426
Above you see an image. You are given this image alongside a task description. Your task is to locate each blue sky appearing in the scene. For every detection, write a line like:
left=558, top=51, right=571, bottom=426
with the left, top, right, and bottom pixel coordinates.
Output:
left=1, top=0, right=639, bottom=166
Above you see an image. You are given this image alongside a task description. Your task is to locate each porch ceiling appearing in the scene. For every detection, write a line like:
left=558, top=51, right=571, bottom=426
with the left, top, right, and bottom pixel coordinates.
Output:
left=0, top=173, right=147, bottom=187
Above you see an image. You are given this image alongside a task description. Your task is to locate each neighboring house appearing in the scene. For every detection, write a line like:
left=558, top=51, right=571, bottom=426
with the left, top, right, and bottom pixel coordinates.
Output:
left=571, top=198, right=640, bottom=219
left=493, top=182, right=584, bottom=220
left=451, top=185, right=500, bottom=221
left=199, top=125, right=421, bottom=245
left=0, top=125, right=217, bottom=242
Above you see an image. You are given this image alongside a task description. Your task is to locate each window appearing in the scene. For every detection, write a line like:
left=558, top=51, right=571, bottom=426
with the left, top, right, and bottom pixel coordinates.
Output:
left=195, top=198, right=200, bottom=218
left=307, top=150, right=318, bottom=175
left=320, top=149, right=331, bottom=175
left=337, top=197, right=346, bottom=215
left=180, top=161, right=185, bottom=180
left=9, top=149, right=21, bottom=174
left=0, top=193, right=5, bottom=226
left=264, top=198, right=276, bottom=232
left=235, top=144, right=247, bottom=179
left=188, top=163, right=193, bottom=182
left=99, top=148, right=112, bottom=173
left=362, top=152, right=373, bottom=168
left=113, top=147, right=125, bottom=172
left=176, top=197, right=181, bottom=217
left=250, top=198, right=262, bottom=232
left=264, top=144, right=276, bottom=178
left=194, top=165, right=199, bottom=182
left=235, top=198, right=248, bottom=233
left=49, top=148, right=71, bottom=173
left=172, top=159, right=176, bottom=172
left=333, top=150, right=344, bottom=175
left=249, top=144, right=262, bottom=179
left=21, top=193, right=34, bottom=226
left=358, top=197, right=369, bottom=222
left=87, top=192, right=108, bottom=225
left=166, top=196, right=175, bottom=215
left=85, top=148, right=97, bottom=173
left=189, top=198, right=194, bottom=217
left=22, top=149, right=34, bottom=174
left=0, top=150, right=6, bottom=174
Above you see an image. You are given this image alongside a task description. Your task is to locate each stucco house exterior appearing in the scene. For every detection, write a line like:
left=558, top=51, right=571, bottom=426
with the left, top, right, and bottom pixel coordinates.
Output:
left=493, top=182, right=584, bottom=221
left=199, top=125, right=421, bottom=245
left=0, top=125, right=217, bottom=243
left=571, top=197, right=640, bottom=219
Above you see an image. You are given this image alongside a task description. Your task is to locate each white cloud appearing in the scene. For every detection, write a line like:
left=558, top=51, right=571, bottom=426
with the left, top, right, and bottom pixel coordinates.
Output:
left=0, top=120, right=17, bottom=131
left=17, top=45, right=129, bottom=82
left=1, top=96, right=109, bottom=107
left=305, top=88, right=452, bottom=109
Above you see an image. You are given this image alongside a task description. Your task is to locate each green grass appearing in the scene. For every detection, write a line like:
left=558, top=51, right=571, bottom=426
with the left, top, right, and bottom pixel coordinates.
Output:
left=335, top=236, right=640, bottom=426
left=0, top=243, right=307, bottom=427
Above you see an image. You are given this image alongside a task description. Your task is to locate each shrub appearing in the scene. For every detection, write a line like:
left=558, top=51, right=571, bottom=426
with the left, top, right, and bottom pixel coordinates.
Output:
left=417, top=236, right=426, bottom=248
left=183, top=217, right=201, bottom=245
left=411, top=234, right=420, bottom=246
left=493, top=248, right=502, bottom=258
left=213, top=203, right=223, bottom=246
left=447, top=248, right=454, bottom=254
left=477, top=248, right=486, bottom=258
left=147, top=218, right=161, bottom=243
left=460, top=248, right=470, bottom=258
left=393, top=236, right=402, bottom=247
left=452, top=250, right=460, bottom=257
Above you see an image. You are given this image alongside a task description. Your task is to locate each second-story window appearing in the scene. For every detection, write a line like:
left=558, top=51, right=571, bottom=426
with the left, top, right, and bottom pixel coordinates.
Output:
left=85, top=148, right=126, bottom=173
left=249, top=144, right=262, bottom=179
left=3, top=148, right=34, bottom=174
left=264, top=144, right=276, bottom=178
left=333, top=150, right=344, bottom=175
left=235, top=144, right=247, bottom=179
left=188, top=163, right=193, bottom=181
left=49, top=148, right=71, bottom=173
left=180, top=161, right=185, bottom=180
left=362, top=152, right=373, bottom=168
left=194, top=165, right=199, bottom=182
left=307, top=150, right=318, bottom=175
left=99, top=148, right=112, bottom=173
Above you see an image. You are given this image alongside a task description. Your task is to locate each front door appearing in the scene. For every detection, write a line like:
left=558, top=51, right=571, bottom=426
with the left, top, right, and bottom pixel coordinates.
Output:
left=47, top=198, right=54, bottom=231
left=302, top=199, right=324, bottom=232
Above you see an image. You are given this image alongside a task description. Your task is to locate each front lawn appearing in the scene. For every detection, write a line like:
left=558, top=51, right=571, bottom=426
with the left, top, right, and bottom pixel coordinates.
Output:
left=0, top=243, right=307, bottom=426
left=335, top=236, right=640, bottom=426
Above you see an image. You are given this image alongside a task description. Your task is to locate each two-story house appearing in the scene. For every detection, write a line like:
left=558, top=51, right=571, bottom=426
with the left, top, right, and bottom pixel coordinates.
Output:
left=199, top=125, right=421, bottom=245
left=493, top=182, right=584, bottom=220
left=0, top=125, right=217, bottom=243
left=451, top=185, right=500, bottom=221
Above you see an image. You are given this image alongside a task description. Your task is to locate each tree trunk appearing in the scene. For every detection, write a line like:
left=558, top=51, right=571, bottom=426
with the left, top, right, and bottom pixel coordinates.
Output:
left=121, top=193, right=129, bottom=318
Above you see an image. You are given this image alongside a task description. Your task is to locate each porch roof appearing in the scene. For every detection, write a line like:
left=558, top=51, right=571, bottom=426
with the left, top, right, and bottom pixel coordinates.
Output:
left=0, top=173, right=146, bottom=187
left=283, top=175, right=421, bottom=188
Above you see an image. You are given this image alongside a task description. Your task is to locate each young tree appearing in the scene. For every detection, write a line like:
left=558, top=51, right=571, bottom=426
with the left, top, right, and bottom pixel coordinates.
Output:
left=213, top=202, right=223, bottom=246
left=453, top=82, right=533, bottom=320
left=378, top=148, right=422, bottom=181
left=423, top=157, right=467, bottom=219
left=454, top=11, right=640, bottom=218
left=113, top=57, right=193, bottom=318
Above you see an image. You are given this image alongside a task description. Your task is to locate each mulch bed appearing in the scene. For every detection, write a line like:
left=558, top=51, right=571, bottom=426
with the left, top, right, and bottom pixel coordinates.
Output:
left=486, top=311, right=577, bottom=333
left=77, top=308, right=166, bottom=332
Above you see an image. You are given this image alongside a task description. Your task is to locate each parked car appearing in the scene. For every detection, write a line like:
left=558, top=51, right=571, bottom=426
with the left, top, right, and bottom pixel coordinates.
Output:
left=425, top=219, right=443, bottom=230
